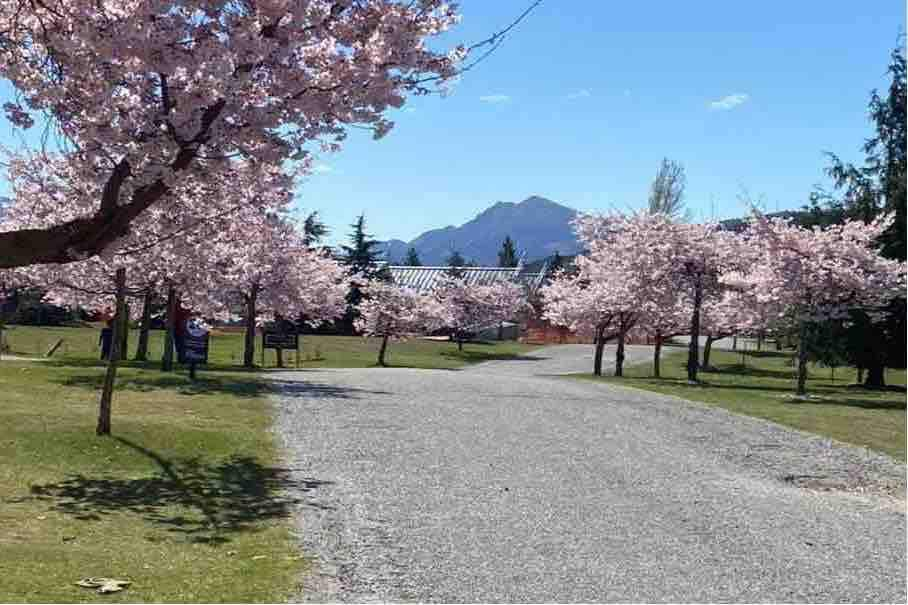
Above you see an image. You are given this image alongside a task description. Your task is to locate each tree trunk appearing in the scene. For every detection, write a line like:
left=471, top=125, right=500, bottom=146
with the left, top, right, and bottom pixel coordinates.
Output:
left=378, top=334, right=390, bottom=366
left=687, top=281, right=702, bottom=382
left=162, top=285, right=176, bottom=372
left=653, top=333, right=662, bottom=378
left=732, top=335, right=737, bottom=350
left=243, top=287, right=257, bottom=368
left=97, top=268, right=126, bottom=436
left=795, top=321, right=809, bottom=396
left=593, top=325, right=605, bottom=376
left=857, top=366, right=864, bottom=384
left=457, top=338, right=463, bottom=352
left=118, top=303, right=129, bottom=361
left=864, top=363, right=886, bottom=389
left=134, top=288, right=153, bottom=361
left=614, top=327, right=626, bottom=377
left=276, top=348, right=284, bottom=368
left=702, top=335, right=715, bottom=369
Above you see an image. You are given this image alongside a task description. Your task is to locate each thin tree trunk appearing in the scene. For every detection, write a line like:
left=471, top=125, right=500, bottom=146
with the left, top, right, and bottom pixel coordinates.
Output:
left=795, top=321, right=809, bottom=396
left=378, top=334, right=390, bottom=366
left=615, top=327, right=626, bottom=377
left=243, top=287, right=257, bottom=368
left=732, top=335, right=737, bottom=350
left=857, top=366, right=864, bottom=384
left=457, top=338, right=463, bottom=352
left=276, top=348, right=284, bottom=368
left=162, top=285, right=176, bottom=372
left=134, top=288, right=153, bottom=361
left=97, top=268, right=126, bottom=436
left=118, top=303, right=129, bottom=361
left=687, top=281, right=702, bottom=382
left=702, top=335, right=715, bottom=369
left=864, top=363, right=886, bottom=389
left=653, top=332, right=662, bottom=378
left=593, top=325, right=605, bottom=376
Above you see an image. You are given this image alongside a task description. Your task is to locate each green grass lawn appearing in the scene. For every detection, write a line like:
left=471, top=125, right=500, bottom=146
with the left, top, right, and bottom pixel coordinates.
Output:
left=573, top=347, right=907, bottom=461
left=0, top=324, right=536, bottom=602
left=1, top=324, right=537, bottom=370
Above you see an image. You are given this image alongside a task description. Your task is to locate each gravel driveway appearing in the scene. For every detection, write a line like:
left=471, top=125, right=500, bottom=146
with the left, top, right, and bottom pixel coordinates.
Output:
left=271, top=345, right=906, bottom=603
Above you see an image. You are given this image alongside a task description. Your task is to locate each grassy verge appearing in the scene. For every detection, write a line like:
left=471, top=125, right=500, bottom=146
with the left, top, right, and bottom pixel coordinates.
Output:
left=1, top=325, right=538, bottom=370
left=0, top=325, right=536, bottom=601
left=0, top=361, right=306, bottom=603
left=572, top=348, right=906, bottom=461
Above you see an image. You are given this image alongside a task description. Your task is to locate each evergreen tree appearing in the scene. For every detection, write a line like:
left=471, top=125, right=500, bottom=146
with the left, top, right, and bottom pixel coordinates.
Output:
left=498, top=236, right=518, bottom=267
left=340, top=214, right=387, bottom=334
left=805, top=45, right=906, bottom=387
left=648, top=158, right=688, bottom=220
left=550, top=251, right=564, bottom=272
left=341, top=214, right=386, bottom=277
left=404, top=247, right=422, bottom=267
left=445, top=249, right=467, bottom=278
left=303, top=211, right=328, bottom=246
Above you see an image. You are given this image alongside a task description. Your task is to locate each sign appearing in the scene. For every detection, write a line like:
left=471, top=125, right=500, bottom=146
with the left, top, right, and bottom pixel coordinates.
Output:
left=184, top=319, right=209, bottom=363
left=263, top=322, right=298, bottom=350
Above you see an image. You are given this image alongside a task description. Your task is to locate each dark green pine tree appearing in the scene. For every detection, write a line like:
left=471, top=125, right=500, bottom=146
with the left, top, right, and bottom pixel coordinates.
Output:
left=404, top=247, right=422, bottom=267
left=805, top=45, right=906, bottom=387
left=302, top=211, right=328, bottom=246
left=340, top=214, right=387, bottom=334
left=498, top=236, right=518, bottom=268
left=341, top=214, right=383, bottom=275
left=445, top=249, right=467, bottom=278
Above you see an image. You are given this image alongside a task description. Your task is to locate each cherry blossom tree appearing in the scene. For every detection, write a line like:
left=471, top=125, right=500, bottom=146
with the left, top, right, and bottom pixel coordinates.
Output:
left=0, top=0, right=475, bottom=268
left=544, top=211, right=680, bottom=377
left=435, top=277, right=527, bottom=351
left=354, top=281, right=451, bottom=366
left=727, top=213, right=906, bottom=395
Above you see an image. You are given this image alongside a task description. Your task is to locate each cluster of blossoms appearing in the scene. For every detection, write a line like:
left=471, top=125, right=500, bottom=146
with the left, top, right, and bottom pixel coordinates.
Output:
left=0, top=0, right=466, bottom=267
left=542, top=209, right=906, bottom=391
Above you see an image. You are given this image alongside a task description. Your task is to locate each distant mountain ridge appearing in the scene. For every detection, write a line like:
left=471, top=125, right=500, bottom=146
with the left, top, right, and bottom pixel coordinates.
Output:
left=378, top=196, right=581, bottom=266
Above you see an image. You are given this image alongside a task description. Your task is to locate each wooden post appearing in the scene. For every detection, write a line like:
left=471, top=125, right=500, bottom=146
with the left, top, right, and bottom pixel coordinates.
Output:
left=97, top=268, right=126, bottom=436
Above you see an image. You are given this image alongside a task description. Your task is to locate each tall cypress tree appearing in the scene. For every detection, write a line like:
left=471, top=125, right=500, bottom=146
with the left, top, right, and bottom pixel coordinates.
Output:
left=498, top=236, right=518, bottom=267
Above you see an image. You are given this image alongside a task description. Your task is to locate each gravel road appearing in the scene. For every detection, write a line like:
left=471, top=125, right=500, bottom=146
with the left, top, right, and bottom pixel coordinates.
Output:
left=271, top=344, right=906, bottom=603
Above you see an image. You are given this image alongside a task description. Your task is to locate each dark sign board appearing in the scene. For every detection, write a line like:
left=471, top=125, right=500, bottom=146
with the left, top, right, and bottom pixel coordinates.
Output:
left=184, top=320, right=209, bottom=363
left=263, top=326, right=298, bottom=350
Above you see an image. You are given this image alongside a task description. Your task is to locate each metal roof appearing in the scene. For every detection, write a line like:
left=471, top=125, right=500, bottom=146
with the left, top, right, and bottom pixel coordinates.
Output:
left=386, top=263, right=549, bottom=295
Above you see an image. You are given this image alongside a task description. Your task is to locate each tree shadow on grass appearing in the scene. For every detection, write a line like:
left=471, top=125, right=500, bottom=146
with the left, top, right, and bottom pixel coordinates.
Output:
left=704, top=363, right=797, bottom=380
left=56, top=373, right=266, bottom=398
left=26, top=437, right=332, bottom=545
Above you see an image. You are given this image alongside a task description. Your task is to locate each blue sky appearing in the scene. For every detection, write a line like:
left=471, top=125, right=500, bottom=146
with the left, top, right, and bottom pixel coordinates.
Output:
left=2, top=1, right=904, bottom=246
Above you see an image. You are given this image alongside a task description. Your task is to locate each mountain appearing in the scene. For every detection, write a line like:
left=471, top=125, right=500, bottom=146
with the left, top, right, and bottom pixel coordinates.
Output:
left=378, top=196, right=580, bottom=266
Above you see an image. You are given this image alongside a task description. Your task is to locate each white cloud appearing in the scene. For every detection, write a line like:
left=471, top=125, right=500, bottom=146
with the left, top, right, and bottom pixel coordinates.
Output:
left=709, top=93, right=749, bottom=111
left=565, top=88, right=592, bottom=100
left=312, top=162, right=333, bottom=174
left=479, top=94, right=511, bottom=104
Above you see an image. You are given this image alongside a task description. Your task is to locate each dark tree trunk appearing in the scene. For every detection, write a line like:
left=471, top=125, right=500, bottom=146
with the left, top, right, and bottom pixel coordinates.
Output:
left=276, top=348, right=284, bottom=368
left=857, top=366, right=864, bottom=384
left=732, top=335, right=737, bottom=350
left=457, top=338, right=464, bottom=352
left=378, top=334, right=390, bottom=366
left=614, top=328, right=626, bottom=377
left=864, top=363, right=886, bottom=389
left=98, top=268, right=126, bottom=436
left=243, top=287, right=257, bottom=368
left=134, top=288, right=153, bottom=361
left=702, top=335, right=715, bottom=369
left=653, top=332, right=662, bottom=378
left=593, top=325, right=605, bottom=376
left=118, top=303, right=129, bottom=361
left=795, top=321, right=809, bottom=396
left=687, top=281, right=703, bottom=382
left=162, top=285, right=176, bottom=372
